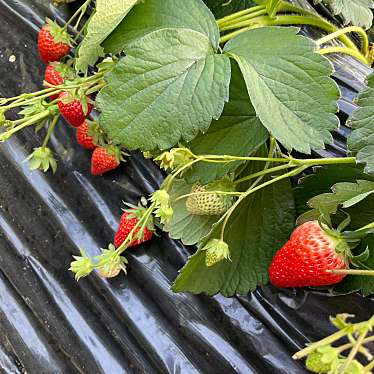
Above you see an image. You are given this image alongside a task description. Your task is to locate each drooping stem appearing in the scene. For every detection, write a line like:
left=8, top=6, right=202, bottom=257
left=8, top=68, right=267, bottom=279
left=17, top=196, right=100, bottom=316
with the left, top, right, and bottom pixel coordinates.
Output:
left=292, top=328, right=350, bottom=360
left=319, top=46, right=369, bottom=65
left=316, top=26, right=369, bottom=56
left=340, top=327, right=369, bottom=372
left=219, top=9, right=268, bottom=30
left=62, top=0, right=93, bottom=31
left=42, top=115, right=60, bottom=148
left=219, top=165, right=308, bottom=241
left=219, top=14, right=359, bottom=53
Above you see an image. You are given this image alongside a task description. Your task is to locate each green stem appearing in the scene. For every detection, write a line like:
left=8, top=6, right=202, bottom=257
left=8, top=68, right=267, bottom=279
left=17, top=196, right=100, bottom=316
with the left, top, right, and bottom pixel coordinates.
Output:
left=340, top=327, right=369, bottom=373
left=354, top=222, right=374, bottom=232
left=113, top=204, right=156, bottom=257
left=217, top=4, right=266, bottom=26
left=42, top=115, right=59, bottom=148
left=293, top=328, right=351, bottom=360
left=220, top=9, right=268, bottom=30
left=62, top=0, right=92, bottom=31
left=364, top=358, right=374, bottom=372
left=234, top=163, right=293, bottom=185
left=328, top=269, right=374, bottom=276
left=0, top=110, right=51, bottom=141
left=219, top=15, right=359, bottom=53
left=219, top=165, right=308, bottom=241
left=319, top=46, right=369, bottom=65
left=316, top=26, right=369, bottom=56
left=201, top=155, right=290, bottom=163
left=165, top=158, right=202, bottom=191
left=337, top=335, right=374, bottom=354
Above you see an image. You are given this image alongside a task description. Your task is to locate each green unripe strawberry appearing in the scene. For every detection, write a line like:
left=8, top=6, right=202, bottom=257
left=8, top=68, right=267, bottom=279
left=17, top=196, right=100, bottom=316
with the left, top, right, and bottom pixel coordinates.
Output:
left=186, top=178, right=236, bottom=216
left=306, top=351, right=331, bottom=373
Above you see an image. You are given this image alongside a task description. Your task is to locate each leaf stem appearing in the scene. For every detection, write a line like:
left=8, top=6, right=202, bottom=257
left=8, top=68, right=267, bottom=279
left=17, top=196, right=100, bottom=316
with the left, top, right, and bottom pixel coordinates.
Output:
left=42, top=115, right=59, bottom=148
left=219, top=10, right=268, bottom=30
left=216, top=5, right=266, bottom=26
left=328, top=269, right=374, bottom=276
left=234, top=163, right=293, bottom=185
left=219, top=165, right=308, bottom=241
left=62, top=0, right=92, bottom=31
left=318, top=46, right=369, bottom=65
left=175, top=191, right=243, bottom=202
left=316, top=26, right=369, bottom=56
left=293, top=328, right=350, bottom=360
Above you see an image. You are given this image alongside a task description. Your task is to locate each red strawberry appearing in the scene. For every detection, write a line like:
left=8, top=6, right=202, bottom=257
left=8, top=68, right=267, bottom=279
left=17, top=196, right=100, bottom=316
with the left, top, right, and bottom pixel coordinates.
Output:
left=114, top=210, right=154, bottom=249
left=58, top=91, right=93, bottom=127
left=91, top=146, right=121, bottom=175
left=38, top=19, right=71, bottom=63
left=269, top=220, right=349, bottom=288
left=76, top=122, right=95, bottom=150
left=44, top=63, right=73, bottom=100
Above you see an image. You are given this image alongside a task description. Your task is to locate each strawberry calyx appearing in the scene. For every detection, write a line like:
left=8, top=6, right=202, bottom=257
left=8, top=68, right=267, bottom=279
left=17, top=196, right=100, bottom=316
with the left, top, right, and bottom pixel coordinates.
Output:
left=45, top=18, right=73, bottom=46
left=122, top=203, right=155, bottom=233
left=50, top=61, right=75, bottom=80
left=58, top=90, right=94, bottom=115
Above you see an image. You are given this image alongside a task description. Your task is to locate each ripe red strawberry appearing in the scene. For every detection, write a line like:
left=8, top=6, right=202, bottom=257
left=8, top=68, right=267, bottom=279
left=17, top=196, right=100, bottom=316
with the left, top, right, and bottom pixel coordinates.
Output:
left=38, top=19, right=71, bottom=63
left=91, top=146, right=122, bottom=175
left=44, top=63, right=74, bottom=100
left=269, top=220, right=349, bottom=288
left=76, top=122, right=95, bottom=150
left=58, top=91, right=93, bottom=127
left=114, top=210, right=154, bottom=248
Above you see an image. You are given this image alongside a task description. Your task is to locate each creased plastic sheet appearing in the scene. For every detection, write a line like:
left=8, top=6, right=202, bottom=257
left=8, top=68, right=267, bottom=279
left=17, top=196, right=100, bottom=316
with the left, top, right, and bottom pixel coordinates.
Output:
left=0, top=1, right=373, bottom=373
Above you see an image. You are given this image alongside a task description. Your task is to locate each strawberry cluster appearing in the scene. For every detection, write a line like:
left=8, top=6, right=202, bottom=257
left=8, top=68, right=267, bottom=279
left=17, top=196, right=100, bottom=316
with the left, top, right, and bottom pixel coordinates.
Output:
left=38, top=20, right=124, bottom=176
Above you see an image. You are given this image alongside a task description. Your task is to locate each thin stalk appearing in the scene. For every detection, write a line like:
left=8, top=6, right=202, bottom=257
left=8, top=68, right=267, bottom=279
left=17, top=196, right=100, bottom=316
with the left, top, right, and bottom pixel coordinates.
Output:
left=220, top=15, right=359, bottom=53
left=42, top=115, right=59, bottom=147
left=200, top=155, right=290, bottom=162
left=219, top=165, right=308, bottom=241
left=364, top=359, right=374, bottom=372
left=62, top=0, right=92, bottom=31
left=340, top=328, right=369, bottom=373
left=319, top=46, right=369, bottom=65
left=293, top=328, right=350, bottom=360
left=316, top=26, right=369, bottom=56
left=328, top=269, right=374, bottom=276
left=220, top=9, right=268, bottom=30
left=234, top=163, right=293, bottom=185
left=217, top=5, right=266, bottom=26
left=337, top=335, right=374, bottom=355
left=114, top=204, right=156, bottom=257
left=0, top=110, right=51, bottom=140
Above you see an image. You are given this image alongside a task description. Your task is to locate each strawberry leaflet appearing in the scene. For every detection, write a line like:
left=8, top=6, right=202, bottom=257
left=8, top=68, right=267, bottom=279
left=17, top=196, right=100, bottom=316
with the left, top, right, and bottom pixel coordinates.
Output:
left=97, top=28, right=231, bottom=151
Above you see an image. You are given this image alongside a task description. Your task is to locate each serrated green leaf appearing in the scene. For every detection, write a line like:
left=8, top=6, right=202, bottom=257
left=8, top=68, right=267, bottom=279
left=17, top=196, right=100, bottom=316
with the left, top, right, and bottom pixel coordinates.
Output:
left=163, top=179, right=220, bottom=245
left=316, top=0, right=374, bottom=29
left=348, top=72, right=374, bottom=175
left=306, top=180, right=374, bottom=213
left=223, top=27, right=339, bottom=154
left=103, top=0, right=219, bottom=54
left=203, top=0, right=256, bottom=18
left=97, top=28, right=231, bottom=151
left=295, top=167, right=374, bottom=229
left=172, top=178, right=295, bottom=296
left=75, top=0, right=139, bottom=72
left=185, top=61, right=268, bottom=184
left=333, top=235, right=374, bottom=296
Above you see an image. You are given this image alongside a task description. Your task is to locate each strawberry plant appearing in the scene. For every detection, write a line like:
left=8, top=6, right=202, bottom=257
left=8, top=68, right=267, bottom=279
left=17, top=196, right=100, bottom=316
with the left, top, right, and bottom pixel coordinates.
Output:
left=1, top=0, right=374, bottom=304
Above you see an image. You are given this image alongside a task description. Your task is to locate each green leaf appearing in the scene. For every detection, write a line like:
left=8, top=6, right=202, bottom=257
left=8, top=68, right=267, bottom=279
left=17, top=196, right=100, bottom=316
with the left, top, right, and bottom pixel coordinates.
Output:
left=185, top=61, right=268, bottom=184
left=163, top=179, right=220, bottom=245
left=298, top=180, right=374, bottom=222
left=315, top=0, right=374, bottom=29
left=172, top=178, right=295, bottom=296
left=348, top=72, right=374, bottom=175
left=203, top=0, right=256, bottom=18
left=103, top=0, right=219, bottom=54
left=295, top=166, right=374, bottom=231
left=223, top=27, right=339, bottom=154
left=75, top=0, right=139, bottom=72
left=295, top=165, right=374, bottom=216
left=333, top=235, right=374, bottom=296
left=97, top=28, right=231, bottom=151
